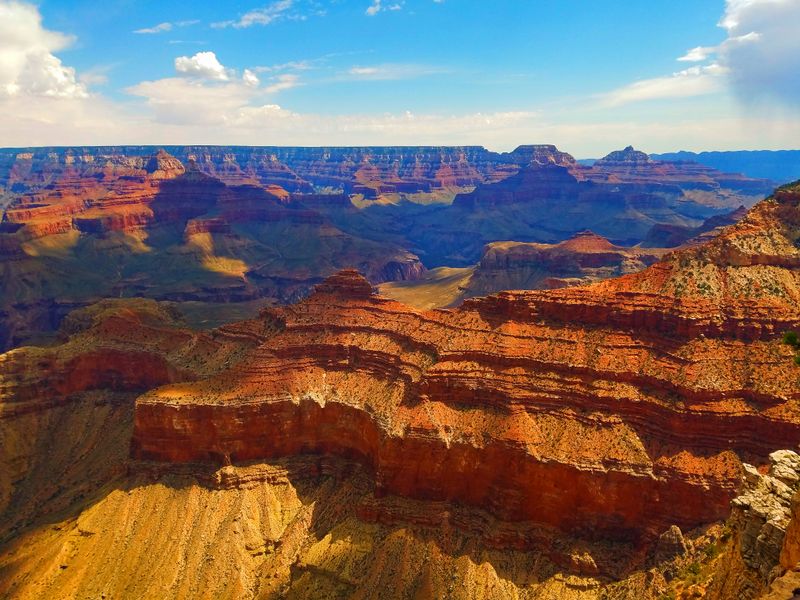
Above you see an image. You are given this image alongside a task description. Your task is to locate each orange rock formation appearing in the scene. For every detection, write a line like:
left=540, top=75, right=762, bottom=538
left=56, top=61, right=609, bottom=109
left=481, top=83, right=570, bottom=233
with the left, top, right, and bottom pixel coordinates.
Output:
left=130, top=183, right=800, bottom=575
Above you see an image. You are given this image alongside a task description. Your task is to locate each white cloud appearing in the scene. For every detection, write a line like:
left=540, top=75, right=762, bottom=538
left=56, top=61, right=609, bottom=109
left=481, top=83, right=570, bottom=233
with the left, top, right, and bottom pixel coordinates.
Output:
left=134, top=22, right=173, bottom=34
left=254, top=60, right=314, bottom=73
left=602, top=63, right=728, bottom=107
left=716, top=0, right=800, bottom=106
left=365, top=0, right=403, bottom=16
left=678, top=46, right=717, bottom=62
left=78, top=66, right=112, bottom=87
left=126, top=77, right=256, bottom=126
left=0, top=0, right=87, bottom=98
left=263, top=73, right=300, bottom=93
left=346, top=64, right=444, bottom=80
left=670, top=0, right=800, bottom=106
left=350, top=67, right=380, bottom=76
left=609, top=0, right=800, bottom=109
left=174, top=51, right=231, bottom=81
left=213, top=0, right=294, bottom=28
left=133, top=20, right=198, bottom=34
left=243, top=69, right=260, bottom=87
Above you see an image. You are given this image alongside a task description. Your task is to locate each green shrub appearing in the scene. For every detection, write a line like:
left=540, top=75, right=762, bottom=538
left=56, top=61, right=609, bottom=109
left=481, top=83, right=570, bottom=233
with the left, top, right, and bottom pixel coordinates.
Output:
left=784, top=331, right=799, bottom=346
left=794, top=354, right=800, bottom=366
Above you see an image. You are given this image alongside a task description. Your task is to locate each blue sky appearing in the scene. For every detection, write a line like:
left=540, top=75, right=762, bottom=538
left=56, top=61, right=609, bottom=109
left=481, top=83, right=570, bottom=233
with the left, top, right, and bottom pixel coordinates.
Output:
left=1, top=0, right=799, bottom=154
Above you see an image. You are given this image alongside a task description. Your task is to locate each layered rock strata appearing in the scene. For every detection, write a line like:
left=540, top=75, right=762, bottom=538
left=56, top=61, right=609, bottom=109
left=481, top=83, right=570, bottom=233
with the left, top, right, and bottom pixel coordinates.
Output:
left=0, top=150, right=425, bottom=350
left=465, top=231, right=668, bottom=294
left=0, top=298, right=269, bottom=535
left=131, top=185, right=800, bottom=577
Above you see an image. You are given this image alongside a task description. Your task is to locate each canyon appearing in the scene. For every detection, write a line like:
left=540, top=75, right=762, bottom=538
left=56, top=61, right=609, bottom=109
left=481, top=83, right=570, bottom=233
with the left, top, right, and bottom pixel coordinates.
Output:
left=652, top=150, right=800, bottom=185
left=2, top=180, right=800, bottom=598
left=0, top=144, right=773, bottom=351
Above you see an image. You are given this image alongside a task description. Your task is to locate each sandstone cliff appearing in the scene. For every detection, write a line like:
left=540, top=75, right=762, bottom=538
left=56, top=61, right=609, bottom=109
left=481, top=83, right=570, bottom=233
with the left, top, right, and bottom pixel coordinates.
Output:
left=0, top=150, right=425, bottom=351
left=130, top=184, right=800, bottom=582
left=3, top=182, right=800, bottom=598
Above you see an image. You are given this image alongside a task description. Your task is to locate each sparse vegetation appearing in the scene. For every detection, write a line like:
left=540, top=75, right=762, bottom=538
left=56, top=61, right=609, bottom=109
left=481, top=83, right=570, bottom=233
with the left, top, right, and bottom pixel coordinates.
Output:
left=703, top=543, right=719, bottom=559
left=783, top=331, right=800, bottom=366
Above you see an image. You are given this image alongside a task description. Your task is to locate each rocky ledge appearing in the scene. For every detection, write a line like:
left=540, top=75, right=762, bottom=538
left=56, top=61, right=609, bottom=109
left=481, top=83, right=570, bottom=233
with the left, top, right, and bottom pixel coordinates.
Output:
left=131, top=184, right=800, bottom=578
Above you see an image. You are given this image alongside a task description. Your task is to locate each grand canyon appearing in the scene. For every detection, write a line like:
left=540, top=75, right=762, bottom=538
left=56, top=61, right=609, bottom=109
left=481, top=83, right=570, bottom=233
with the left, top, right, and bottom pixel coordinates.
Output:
left=2, top=143, right=800, bottom=599
left=3, top=0, right=800, bottom=598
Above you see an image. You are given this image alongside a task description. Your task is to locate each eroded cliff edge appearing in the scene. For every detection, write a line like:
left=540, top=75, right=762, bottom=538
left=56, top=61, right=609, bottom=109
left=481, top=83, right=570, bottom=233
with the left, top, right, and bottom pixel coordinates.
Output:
left=132, top=185, right=800, bottom=580
left=3, top=183, right=800, bottom=598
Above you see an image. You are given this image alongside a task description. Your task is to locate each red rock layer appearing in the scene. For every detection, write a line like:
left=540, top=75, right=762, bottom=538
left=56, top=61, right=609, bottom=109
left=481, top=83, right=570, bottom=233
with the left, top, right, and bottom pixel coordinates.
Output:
left=466, top=231, right=668, bottom=294
left=1, top=145, right=773, bottom=203
left=0, top=150, right=429, bottom=350
left=0, top=298, right=271, bottom=420
left=131, top=184, right=800, bottom=561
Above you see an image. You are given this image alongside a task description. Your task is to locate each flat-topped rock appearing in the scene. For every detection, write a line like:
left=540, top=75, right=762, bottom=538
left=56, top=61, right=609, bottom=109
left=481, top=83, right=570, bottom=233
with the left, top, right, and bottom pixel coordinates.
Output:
left=312, top=269, right=375, bottom=298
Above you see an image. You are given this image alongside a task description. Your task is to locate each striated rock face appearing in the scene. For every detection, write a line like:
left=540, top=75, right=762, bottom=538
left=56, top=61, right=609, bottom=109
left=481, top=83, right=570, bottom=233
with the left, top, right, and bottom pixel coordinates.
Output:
left=0, top=145, right=772, bottom=201
left=642, top=205, right=749, bottom=248
left=652, top=149, right=800, bottom=185
left=594, top=146, right=771, bottom=195
left=0, top=143, right=770, bottom=350
left=4, top=184, right=800, bottom=598
left=0, top=145, right=512, bottom=198
left=0, top=298, right=269, bottom=535
left=130, top=183, right=800, bottom=581
left=448, top=154, right=768, bottom=250
left=0, top=150, right=426, bottom=351
left=144, top=149, right=186, bottom=179
left=595, top=145, right=652, bottom=166
left=506, top=144, right=578, bottom=167
left=464, top=231, right=668, bottom=295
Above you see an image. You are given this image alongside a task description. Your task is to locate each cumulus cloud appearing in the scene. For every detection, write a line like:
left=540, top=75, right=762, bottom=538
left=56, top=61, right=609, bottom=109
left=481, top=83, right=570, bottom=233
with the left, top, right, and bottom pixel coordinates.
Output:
left=604, top=0, right=800, bottom=108
left=127, top=51, right=306, bottom=125
left=716, top=0, right=800, bottom=106
left=174, top=51, right=231, bottom=81
left=670, top=0, right=800, bottom=107
left=0, top=0, right=87, bottom=98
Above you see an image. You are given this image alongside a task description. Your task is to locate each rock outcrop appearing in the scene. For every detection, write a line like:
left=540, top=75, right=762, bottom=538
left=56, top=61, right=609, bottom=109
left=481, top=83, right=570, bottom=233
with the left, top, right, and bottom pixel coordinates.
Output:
left=0, top=144, right=770, bottom=350
left=0, top=298, right=268, bottom=534
left=594, top=146, right=772, bottom=195
left=643, top=205, right=749, bottom=248
left=0, top=150, right=426, bottom=351
left=3, top=183, right=800, bottom=598
left=130, top=183, right=800, bottom=584
left=703, top=450, right=800, bottom=599
left=465, top=231, right=668, bottom=294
